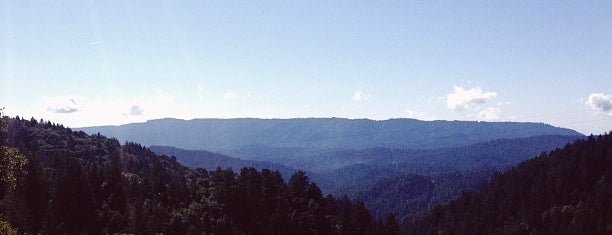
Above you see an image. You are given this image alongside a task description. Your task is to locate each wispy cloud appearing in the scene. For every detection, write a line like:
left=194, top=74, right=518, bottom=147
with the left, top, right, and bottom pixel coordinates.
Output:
left=586, top=93, right=612, bottom=115
left=52, top=107, right=78, bottom=114
left=224, top=91, right=238, bottom=100
left=353, top=90, right=371, bottom=102
left=43, top=96, right=79, bottom=114
left=404, top=109, right=434, bottom=120
left=478, top=107, right=501, bottom=120
left=128, top=105, right=144, bottom=116
left=446, top=86, right=497, bottom=111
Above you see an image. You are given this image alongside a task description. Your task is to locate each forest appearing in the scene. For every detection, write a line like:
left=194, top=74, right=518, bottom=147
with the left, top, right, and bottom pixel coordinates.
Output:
left=1, top=113, right=610, bottom=234
left=0, top=115, right=398, bottom=234
left=404, top=132, right=612, bottom=234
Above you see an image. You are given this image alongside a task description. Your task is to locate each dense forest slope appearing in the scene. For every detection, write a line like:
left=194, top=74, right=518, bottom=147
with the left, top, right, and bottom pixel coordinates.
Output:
left=404, top=133, right=612, bottom=235
left=339, top=170, right=494, bottom=219
left=77, top=118, right=581, bottom=157
left=0, top=116, right=398, bottom=235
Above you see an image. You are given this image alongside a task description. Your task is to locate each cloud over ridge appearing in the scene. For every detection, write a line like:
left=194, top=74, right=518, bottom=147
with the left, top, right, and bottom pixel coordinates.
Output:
left=129, top=105, right=144, bottom=116
left=353, top=90, right=371, bottom=102
left=446, top=86, right=497, bottom=111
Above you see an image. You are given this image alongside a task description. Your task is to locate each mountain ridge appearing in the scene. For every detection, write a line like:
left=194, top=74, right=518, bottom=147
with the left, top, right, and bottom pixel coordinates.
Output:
left=77, top=118, right=583, bottom=159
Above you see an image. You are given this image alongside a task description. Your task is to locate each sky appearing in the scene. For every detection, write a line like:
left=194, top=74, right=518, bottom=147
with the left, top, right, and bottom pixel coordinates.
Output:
left=1, top=1, right=611, bottom=135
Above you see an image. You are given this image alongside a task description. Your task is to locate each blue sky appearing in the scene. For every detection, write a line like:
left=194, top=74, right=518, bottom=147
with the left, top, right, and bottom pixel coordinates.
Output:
left=1, top=1, right=611, bottom=134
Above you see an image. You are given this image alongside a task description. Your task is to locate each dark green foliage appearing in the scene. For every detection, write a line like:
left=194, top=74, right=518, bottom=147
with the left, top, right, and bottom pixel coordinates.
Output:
left=0, top=116, right=393, bottom=234
left=340, top=170, right=493, bottom=218
left=404, top=133, right=612, bottom=235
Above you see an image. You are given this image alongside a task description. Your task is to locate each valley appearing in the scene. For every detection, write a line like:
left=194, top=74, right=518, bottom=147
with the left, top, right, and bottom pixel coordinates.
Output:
left=82, top=118, right=584, bottom=219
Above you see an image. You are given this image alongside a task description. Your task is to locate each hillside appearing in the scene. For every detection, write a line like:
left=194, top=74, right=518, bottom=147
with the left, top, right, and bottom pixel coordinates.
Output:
left=345, top=171, right=493, bottom=219
left=0, top=116, right=398, bottom=235
left=149, top=145, right=297, bottom=178
left=77, top=118, right=582, bottom=158
left=281, top=135, right=583, bottom=172
left=403, top=133, right=612, bottom=234
left=305, top=135, right=581, bottom=195
left=147, top=135, right=582, bottom=221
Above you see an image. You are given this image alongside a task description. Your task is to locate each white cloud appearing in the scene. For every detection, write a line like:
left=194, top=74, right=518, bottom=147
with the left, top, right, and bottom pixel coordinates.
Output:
left=478, top=107, right=501, bottom=120
left=353, top=90, right=371, bottom=102
left=446, top=86, right=497, bottom=111
left=42, top=95, right=80, bottom=114
left=128, top=105, right=144, bottom=116
left=224, top=91, right=237, bottom=100
left=586, top=93, right=612, bottom=115
left=36, top=91, right=187, bottom=127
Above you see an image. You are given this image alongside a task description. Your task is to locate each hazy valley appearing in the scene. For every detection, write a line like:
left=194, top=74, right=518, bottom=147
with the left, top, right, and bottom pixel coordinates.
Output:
left=80, top=118, right=584, bottom=219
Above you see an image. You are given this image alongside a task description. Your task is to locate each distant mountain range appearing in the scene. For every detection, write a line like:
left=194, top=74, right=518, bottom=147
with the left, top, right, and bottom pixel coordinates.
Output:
left=77, top=118, right=582, bottom=159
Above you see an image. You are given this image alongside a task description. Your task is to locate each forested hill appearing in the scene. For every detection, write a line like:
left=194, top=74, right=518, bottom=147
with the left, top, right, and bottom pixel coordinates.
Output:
left=404, top=133, right=612, bottom=235
left=149, top=145, right=297, bottom=178
left=0, top=116, right=398, bottom=234
left=279, top=135, right=583, bottom=172
left=77, top=118, right=582, bottom=155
